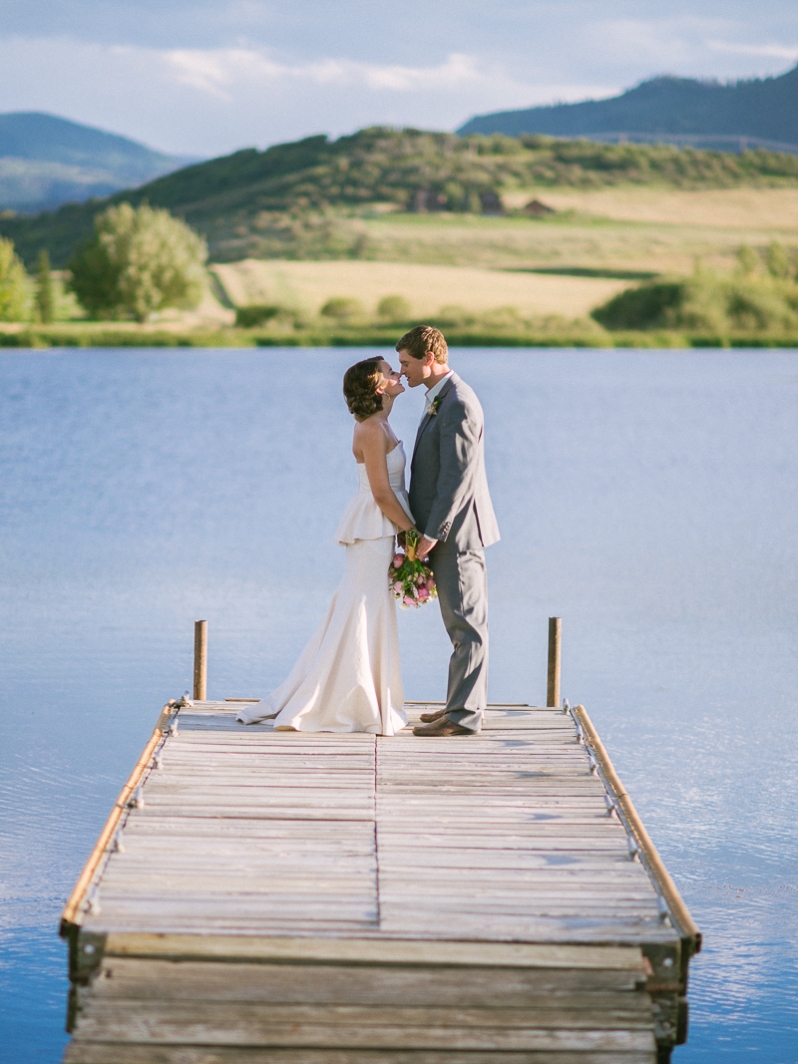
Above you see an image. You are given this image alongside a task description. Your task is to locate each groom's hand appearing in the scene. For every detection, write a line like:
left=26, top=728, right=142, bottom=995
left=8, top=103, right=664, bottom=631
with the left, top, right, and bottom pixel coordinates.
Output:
left=417, top=535, right=438, bottom=560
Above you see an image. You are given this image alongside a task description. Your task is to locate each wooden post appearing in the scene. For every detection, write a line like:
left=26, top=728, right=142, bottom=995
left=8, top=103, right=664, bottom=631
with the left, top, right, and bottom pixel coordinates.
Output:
left=193, top=620, right=208, bottom=701
left=547, top=617, right=561, bottom=708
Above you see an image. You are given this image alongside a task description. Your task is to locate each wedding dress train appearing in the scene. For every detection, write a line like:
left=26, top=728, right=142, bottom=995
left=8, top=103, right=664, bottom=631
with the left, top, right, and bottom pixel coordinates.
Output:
left=236, top=443, right=412, bottom=734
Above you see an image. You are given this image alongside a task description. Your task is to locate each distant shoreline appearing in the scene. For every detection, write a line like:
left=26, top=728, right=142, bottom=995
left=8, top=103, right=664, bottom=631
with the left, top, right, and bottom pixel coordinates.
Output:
left=2, top=323, right=797, bottom=350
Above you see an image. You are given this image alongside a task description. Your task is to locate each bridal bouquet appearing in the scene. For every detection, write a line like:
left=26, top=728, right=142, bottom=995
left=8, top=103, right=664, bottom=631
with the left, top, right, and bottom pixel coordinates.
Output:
left=389, top=529, right=437, bottom=609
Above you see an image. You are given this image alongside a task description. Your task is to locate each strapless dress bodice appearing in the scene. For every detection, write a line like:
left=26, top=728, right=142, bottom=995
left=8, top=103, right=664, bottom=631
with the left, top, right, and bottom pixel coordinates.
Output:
left=335, top=442, right=414, bottom=545
left=356, top=441, right=408, bottom=494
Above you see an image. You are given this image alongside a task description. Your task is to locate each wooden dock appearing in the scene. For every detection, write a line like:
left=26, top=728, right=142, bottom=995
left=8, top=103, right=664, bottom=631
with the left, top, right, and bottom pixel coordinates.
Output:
left=60, top=700, right=700, bottom=1064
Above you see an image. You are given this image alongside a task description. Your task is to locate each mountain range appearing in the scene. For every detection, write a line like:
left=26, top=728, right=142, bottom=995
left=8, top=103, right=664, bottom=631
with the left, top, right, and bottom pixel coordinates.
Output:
left=0, top=112, right=196, bottom=213
left=458, top=64, right=798, bottom=152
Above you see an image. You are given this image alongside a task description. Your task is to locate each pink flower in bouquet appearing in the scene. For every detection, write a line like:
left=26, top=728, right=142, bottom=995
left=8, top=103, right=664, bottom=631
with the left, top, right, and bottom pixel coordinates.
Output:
left=425, top=575, right=436, bottom=590
left=391, top=581, right=403, bottom=595
left=393, top=554, right=403, bottom=568
left=403, top=595, right=415, bottom=607
left=418, top=587, right=430, bottom=600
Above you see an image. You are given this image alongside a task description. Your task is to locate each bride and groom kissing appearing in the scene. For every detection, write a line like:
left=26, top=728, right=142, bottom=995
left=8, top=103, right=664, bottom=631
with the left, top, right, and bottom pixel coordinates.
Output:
left=237, top=325, right=499, bottom=737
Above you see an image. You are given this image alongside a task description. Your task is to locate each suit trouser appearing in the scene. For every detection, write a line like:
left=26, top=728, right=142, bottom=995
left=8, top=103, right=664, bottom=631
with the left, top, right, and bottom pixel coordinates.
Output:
left=428, top=547, right=488, bottom=732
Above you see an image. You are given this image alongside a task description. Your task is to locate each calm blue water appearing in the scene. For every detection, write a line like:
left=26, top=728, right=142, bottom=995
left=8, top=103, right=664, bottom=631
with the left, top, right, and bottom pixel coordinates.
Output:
left=0, top=348, right=797, bottom=1062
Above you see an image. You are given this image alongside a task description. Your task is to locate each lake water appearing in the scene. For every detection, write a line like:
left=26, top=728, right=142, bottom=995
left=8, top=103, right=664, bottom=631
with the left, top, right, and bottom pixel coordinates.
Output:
left=0, top=347, right=797, bottom=1062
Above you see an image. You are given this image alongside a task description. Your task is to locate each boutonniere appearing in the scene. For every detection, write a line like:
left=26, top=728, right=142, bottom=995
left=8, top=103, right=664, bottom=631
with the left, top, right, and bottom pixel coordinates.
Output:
left=429, top=396, right=442, bottom=416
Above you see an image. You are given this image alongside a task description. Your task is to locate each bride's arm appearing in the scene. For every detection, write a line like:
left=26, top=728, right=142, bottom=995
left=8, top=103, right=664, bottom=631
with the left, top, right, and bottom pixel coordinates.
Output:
left=358, top=423, right=415, bottom=533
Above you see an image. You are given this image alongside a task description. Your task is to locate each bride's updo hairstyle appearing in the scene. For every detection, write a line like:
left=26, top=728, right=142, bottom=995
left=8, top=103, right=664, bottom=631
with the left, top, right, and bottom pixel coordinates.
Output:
left=343, top=358, right=384, bottom=421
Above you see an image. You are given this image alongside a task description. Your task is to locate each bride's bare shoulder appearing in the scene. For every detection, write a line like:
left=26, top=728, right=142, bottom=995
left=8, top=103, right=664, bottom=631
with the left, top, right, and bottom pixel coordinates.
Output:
left=352, top=415, right=384, bottom=462
left=353, top=416, right=384, bottom=443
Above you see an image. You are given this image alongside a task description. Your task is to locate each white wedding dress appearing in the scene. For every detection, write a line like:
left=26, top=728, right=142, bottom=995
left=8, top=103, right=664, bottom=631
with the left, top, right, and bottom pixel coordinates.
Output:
left=236, top=443, right=412, bottom=734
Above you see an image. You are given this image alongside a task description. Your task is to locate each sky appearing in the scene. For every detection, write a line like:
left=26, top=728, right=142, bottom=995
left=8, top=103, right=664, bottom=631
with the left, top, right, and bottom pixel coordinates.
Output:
left=1, top=0, right=797, bottom=158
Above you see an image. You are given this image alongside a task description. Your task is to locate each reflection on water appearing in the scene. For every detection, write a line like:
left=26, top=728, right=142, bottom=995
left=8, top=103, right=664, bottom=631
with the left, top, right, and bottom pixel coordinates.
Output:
left=0, top=348, right=797, bottom=1061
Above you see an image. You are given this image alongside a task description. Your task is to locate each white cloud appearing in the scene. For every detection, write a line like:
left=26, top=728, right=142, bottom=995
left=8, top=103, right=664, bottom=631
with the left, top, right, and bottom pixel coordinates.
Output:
left=162, top=49, right=239, bottom=100
left=570, top=15, right=798, bottom=89
left=587, top=16, right=737, bottom=68
left=0, top=36, right=617, bottom=156
left=161, top=49, right=494, bottom=100
left=708, top=40, right=798, bottom=61
left=160, top=47, right=590, bottom=104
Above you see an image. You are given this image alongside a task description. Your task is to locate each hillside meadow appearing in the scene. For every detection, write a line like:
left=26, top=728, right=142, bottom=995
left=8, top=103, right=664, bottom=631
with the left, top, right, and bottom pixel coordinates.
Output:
left=3, top=129, right=798, bottom=268
left=505, top=186, right=798, bottom=228
left=211, top=260, right=628, bottom=320
left=353, top=186, right=798, bottom=276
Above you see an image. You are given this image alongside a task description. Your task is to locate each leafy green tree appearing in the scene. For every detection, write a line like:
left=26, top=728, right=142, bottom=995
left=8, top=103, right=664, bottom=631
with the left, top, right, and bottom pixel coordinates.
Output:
left=376, top=295, right=411, bottom=322
left=436, top=304, right=475, bottom=328
left=69, top=202, right=207, bottom=322
left=35, top=249, right=55, bottom=323
left=736, top=244, right=759, bottom=277
left=0, top=238, right=29, bottom=322
left=765, top=241, right=791, bottom=280
left=320, top=297, right=365, bottom=322
left=235, top=304, right=282, bottom=328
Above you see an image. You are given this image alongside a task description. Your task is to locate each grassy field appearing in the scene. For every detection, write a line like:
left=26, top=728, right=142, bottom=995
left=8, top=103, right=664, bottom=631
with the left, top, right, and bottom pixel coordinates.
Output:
left=207, top=187, right=798, bottom=323
left=211, top=259, right=628, bottom=320
left=349, top=186, right=798, bottom=275
left=501, top=186, right=798, bottom=228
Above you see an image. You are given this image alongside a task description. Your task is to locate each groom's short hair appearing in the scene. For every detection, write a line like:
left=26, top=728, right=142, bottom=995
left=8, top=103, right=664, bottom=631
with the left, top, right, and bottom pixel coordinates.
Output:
left=396, top=325, right=448, bottom=364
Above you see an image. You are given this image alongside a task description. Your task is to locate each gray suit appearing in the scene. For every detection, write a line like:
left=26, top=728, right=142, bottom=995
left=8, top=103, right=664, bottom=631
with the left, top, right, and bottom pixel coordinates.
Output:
left=409, top=373, right=499, bottom=732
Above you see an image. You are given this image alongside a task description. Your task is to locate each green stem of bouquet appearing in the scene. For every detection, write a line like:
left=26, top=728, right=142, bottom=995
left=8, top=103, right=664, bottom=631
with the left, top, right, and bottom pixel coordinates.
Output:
left=405, top=527, right=420, bottom=563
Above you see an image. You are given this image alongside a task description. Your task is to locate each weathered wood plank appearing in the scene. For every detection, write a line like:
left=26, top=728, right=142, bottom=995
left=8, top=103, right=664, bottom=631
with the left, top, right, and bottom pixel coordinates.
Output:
left=71, top=1002, right=657, bottom=1051
left=128, top=808, right=375, bottom=821
left=121, top=818, right=373, bottom=836
left=75, top=1001, right=654, bottom=1033
left=65, top=1046, right=656, bottom=1064
left=84, top=958, right=650, bottom=1001
left=101, top=935, right=648, bottom=969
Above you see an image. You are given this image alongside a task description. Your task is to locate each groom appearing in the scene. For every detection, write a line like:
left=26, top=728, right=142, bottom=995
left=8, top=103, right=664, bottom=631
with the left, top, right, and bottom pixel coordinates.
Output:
left=397, top=326, right=500, bottom=736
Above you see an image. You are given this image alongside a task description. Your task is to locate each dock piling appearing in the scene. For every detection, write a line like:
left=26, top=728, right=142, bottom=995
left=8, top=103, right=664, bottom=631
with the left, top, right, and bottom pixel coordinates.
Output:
left=547, top=616, right=562, bottom=708
left=193, top=620, right=208, bottom=701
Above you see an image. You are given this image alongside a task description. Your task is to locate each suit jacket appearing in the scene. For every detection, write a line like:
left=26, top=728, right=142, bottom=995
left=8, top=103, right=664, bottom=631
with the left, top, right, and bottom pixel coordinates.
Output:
left=409, top=372, right=499, bottom=552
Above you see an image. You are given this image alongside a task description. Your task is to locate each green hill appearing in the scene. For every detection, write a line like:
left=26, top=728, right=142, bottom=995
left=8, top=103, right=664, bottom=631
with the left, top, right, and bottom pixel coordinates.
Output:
left=3, top=126, right=798, bottom=267
left=459, top=65, right=798, bottom=151
left=0, top=112, right=194, bottom=212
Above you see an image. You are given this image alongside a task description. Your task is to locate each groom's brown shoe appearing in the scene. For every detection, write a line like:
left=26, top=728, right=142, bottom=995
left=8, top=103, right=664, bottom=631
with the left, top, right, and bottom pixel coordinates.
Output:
left=413, top=717, right=473, bottom=737
left=419, top=708, right=447, bottom=723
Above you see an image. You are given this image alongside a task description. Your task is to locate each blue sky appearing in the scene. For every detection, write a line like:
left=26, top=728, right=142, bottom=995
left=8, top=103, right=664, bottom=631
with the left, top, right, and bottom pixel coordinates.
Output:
left=1, top=0, right=797, bottom=157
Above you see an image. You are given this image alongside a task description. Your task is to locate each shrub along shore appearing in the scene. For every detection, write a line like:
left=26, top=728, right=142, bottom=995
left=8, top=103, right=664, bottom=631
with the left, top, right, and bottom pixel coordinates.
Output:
left=2, top=321, right=797, bottom=349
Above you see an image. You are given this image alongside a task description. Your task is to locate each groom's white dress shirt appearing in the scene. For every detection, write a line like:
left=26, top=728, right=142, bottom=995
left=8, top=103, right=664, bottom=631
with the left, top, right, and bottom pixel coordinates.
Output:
left=422, top=371, right=453, bottom=420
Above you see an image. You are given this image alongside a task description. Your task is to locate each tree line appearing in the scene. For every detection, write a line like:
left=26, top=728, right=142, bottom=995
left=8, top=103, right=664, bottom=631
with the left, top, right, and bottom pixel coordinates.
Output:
left=0, top=203, right=206, bottom=323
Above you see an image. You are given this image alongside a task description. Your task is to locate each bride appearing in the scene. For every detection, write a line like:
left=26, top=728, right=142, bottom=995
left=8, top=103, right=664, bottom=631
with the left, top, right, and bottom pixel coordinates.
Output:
left=237, top=357, right=417, bottom=734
